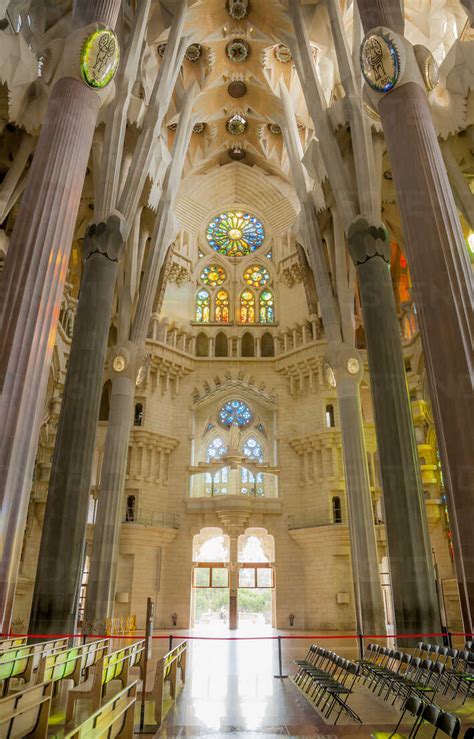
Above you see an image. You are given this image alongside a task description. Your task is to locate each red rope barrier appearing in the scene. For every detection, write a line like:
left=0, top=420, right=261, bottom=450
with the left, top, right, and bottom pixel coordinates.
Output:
left=1, top=631, right=472, bottom=641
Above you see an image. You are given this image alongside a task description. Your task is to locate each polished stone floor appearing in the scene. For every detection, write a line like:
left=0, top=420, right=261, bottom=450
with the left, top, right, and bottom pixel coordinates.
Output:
left=135, top=627, right=474, bottom=738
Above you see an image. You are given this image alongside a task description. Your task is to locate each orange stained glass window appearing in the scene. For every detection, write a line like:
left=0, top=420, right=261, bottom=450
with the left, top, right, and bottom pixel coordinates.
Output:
left=240, top=290, right=255, bottom=323
left=215, top=290, right=230, bottom=322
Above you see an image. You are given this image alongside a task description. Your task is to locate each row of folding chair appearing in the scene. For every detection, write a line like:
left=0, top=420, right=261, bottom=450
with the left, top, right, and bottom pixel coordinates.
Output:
left=371, top=694, right=461, bottom=738
left=358, top=642, right=474, bottom=706
left=294, top=645, right=362, bottom=724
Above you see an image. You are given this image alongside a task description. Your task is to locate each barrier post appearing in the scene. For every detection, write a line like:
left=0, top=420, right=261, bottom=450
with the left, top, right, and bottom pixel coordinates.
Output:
left=357, top=632, right=364, bottom=660
left=169, top=634, right=173, bottom=652
left=139, top=597, right=154, bottom=733
left=273, top=635, right=288, bottom=679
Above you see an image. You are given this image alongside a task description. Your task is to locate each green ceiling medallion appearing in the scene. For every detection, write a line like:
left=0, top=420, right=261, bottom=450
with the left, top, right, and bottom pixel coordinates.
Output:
left=80, top=28, right=120, bottom=89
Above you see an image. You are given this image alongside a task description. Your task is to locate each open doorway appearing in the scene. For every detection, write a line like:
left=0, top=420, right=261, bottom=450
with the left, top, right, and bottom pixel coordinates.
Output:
left=191, top=528, right=230, bottom=629
left=237, top=528, right=275, bottom=629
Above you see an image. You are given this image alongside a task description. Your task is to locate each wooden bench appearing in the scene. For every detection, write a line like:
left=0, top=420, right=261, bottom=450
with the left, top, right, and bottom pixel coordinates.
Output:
left=64, top=682, right=137, bottom=739
left=37, top=638, right=109, bottom=687
left=65, top=641, right=144, bottom=723
left=139, top=640, right=187, bottom=725
left=0, top=638, right=69, bottom=695
left=0, top=682, right=52, bottom=738
left=0, top=637, right=27, bottom=652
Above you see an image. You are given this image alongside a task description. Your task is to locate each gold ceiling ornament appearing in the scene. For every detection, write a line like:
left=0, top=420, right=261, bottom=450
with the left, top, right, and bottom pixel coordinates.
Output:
left=346, top=357, right=360, bottom=375
left=274, top=44, right=292, bottom=63
left=226, top=38, right=250, bottom=63
left=226, top=113, right=247, bottom=135
left=414, top=45, right=439, bottom=92
left=113, top=354, right=126, bottom=373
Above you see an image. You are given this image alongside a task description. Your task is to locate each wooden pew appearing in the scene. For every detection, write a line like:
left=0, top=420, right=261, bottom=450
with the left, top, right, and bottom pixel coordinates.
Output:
left=139, top=640, right=187, bottom=725
left=65, top=642, right=144, bottom=723
left=0, top=682, right=52, bottom=738
left=0, top=638, right=69, bottom=695
left=63, top=682, right=137, bottom=739
left=0, top=637, right=27, bottom=652
left=37, top=638, right=109, bottom=687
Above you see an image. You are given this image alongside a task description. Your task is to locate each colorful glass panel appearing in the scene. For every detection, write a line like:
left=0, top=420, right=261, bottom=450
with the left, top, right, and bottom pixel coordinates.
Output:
left=240, top=290, right=255, bottom=323
left=195, top=289, right=210, bottom=322
left=243, top=264, right=270, bottom=289
left=242, top=436, right=264, bottom=462
left=200, top=264, right=226, bottom=287
left=215, top=290, right=230, bottom=323
left=207, top=211, right=265, bottom=258
left=206, top=436, right=228, bottom=462
left=259, top=290, right=274, bottom=323
left=219, top=400, right=253, bottom=428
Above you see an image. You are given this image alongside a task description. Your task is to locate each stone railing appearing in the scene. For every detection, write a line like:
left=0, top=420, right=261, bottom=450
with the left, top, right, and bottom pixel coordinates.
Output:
left=122, top=510, right=180, bottom=529
left=288, top=513, right=342, bottom=530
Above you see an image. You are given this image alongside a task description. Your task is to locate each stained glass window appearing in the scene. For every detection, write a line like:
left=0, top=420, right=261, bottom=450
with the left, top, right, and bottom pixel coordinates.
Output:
left=207, top=211, right=265, bottom=258
left=201, top=264, right=226, bottom=287
left=242, top=436, right=264, bottom=462
left=215, top=290, right=230, bottom=323
left=240, top=290, right=255, bottom=323
left=219, top=400, right=253, bottom=428
left=196, top=289, right=210, bottom=322
left=243, top=264, right=270, bottom=288
left=206, top=436, right=228, bottom=462
left=259, top=290, right=274, bottom=323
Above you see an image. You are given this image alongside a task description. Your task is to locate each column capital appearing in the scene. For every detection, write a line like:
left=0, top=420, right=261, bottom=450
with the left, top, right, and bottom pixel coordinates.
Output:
left=348, top=218, right=390, bottom=266
left=83, top=214, right=127, bottom=262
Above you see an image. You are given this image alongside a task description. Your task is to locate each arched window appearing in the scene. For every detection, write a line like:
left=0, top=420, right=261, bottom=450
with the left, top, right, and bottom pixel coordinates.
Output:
left=325, top=403, right=335, bottom=428
left=196, top=332, right=209, bottom=357
left=206, top=436, right=228, bottom=462
left=242, top=436, right=264, bottom=462
left=261, top=332, right=274, bottom=357
left=215, top=289, right=230, bottom=323
left=215, top=332, right=228, bottom=357
left=196, top=289, right=210, bottom=322
left=241, top=332, right=255, bottom=357
left=332, top=496, right=342, bottom=524
left=126, top=495, right=136, bottom=522
left=240, top=290, right=255, bottom=323
left=259, top=290, right=274, bottom=323
left=243, top=264, right=270, bottom=288
left=134, top=403, right=143, bottom=427
left=200, top=264, right=226, bottom=287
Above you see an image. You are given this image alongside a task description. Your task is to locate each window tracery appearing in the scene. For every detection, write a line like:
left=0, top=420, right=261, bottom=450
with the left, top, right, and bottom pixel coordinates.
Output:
left=240, top=290, right=255, bottom=323
left=243, top=264, right=270, bottom=289
left=206, top=436, right=228, bottom=462
left=218, top=400, right=253, bottom=428
left=259, top=290, right=274, bottom=323
left=215, top=290, right=230, bottom=322
left=196, top=289, right=210, bottom=322
left=206, top=211, right=265, bottom=258
left=200, top=264, right=227, bottom=287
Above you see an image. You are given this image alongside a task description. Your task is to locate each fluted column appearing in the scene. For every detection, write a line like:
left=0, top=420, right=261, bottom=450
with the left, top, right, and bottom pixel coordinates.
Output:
left=84, top=371, right=136, bottom=628
left=357, top=0, right=474, bottom=634
left=28, top=217, right=125, bottom=635
left=349, top=220, right=440, bottom=641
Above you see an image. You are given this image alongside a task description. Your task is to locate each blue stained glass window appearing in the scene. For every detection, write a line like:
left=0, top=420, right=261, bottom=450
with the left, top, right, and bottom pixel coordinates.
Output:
left=218, top=400, right=253, bottom=428
left=206, top=436, right=228, bottom=462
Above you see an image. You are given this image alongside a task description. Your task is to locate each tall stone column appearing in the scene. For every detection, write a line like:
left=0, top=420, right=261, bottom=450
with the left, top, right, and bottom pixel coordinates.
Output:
left=328, top=347, right=386, bottom=637
left=229, top=536, right=239, bottom=631
left=84, top=369, right=137, bottom=628
left=28, top=217, right=126, bottom=635
left=0, top=0, right=121, bottom=631
left=357, top=0, right=474, bottom=633
left=348, top=219, right=441, bottom=640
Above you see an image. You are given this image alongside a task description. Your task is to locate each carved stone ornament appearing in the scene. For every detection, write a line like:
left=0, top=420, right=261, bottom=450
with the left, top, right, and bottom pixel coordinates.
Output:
left=360, top=30, right=401, bottom=93
left=80, top=28, right=120, bottom=89
left=348, top=218, right=391, bottom=266
left=268, top=123, right=282, bottom=135
left=414, top=45, right=439, bottom=91
left=227, top=0, right=249, bottom=20
left=82, top=215, right=126, bottom=262
left=347, top=357, right=360, bottom=375
left=227, top=114, right=247, bottom=134
left=324, top=362, right=337, bottom=388
left=193, top=122, right=205, bottom=134
left=113, top=354, right=126, bottom=372
left=226, top=38, right=250, bottom=63
left=274, top=44, right=292, bottom=63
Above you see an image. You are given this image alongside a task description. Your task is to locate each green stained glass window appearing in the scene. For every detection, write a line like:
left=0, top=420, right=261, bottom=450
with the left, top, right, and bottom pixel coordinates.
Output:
left=201, top=264, right=226, bottom=287
left=207, top=211, right=265, bottom=258
left=259, top=290, right=274, bottom=323
left=243, top=264, right=270, bottom=288
left=196, top=289, right=210, bottom=322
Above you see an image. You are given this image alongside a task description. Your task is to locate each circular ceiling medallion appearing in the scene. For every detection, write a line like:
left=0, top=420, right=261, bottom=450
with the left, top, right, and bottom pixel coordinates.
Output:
left=274, top=44, right=292, bottom=63
left=193, top=122, right=205, bottom=133
left=228, top=80, right=247, bottom=98
left=347, top=357, right=360, bottom=375
left=207, top=211, right=265, bottom=258
left=227, top=0, right=249, bottom=20
left=113, top=354, right=126, bottom=373
left=226, top=113, right=247, bottom=135
left=229, top=146, right=246, bottom=160
left=185, top=43, right=202, bottom=62
left=80, top=28, right=120, bottom=89
left=360, top=32, right=400, bottom=92
left=268, top=123, right=282, bottom=135
left=414, top=45, right=439, bottom=91
left=226, top=38, right=250, bottom=63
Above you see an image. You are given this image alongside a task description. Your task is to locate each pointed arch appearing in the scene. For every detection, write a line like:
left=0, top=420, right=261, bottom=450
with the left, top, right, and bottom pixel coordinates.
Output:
left=215, top=331, right=228, bottom=357
left=195, top=289, right=210, bottom=322
left=196, top=332, right=209, bottom=357
left=215, top=289, right=230, bottom=323
left=259, top=290, right=274, bottom=323
left=241, top=331, right=255, bottom=357
left=261, top=332, right=274, bottom=357
left=240, top=290, right=255, bottom=323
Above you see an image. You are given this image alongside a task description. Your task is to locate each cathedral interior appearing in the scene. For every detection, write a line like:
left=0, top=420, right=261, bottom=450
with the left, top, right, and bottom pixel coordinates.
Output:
left=0, top=0, right=473, bottom=736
